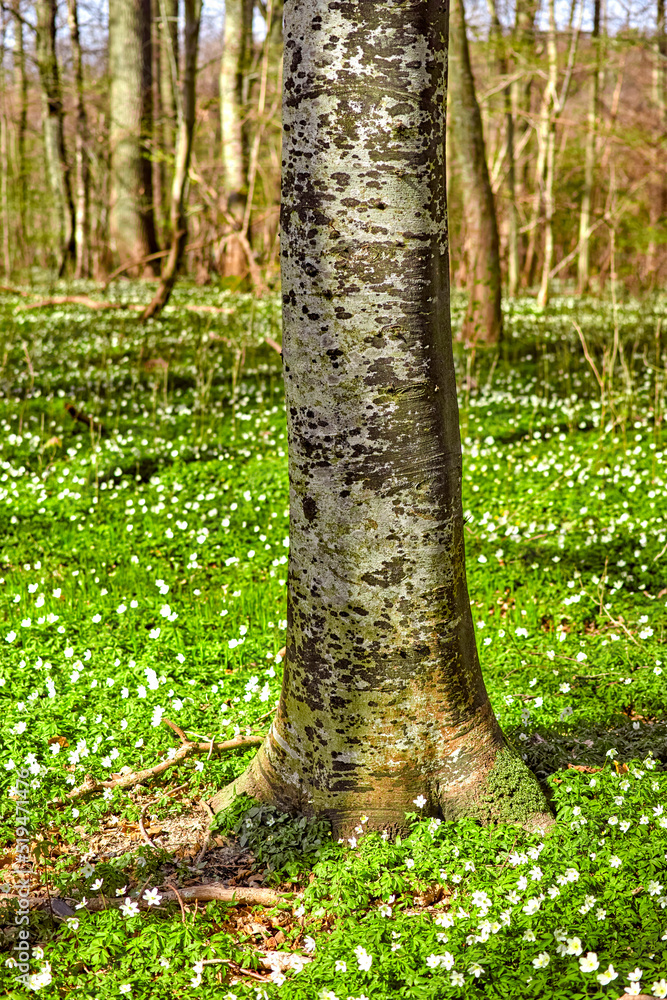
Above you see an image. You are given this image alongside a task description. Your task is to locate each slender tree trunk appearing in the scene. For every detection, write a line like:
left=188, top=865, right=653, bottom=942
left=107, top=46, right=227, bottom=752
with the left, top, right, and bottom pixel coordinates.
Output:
left=577, top=0, right=601, bottom=293
left=538, top=0, right=582, bottom=306
left=487, top=0, right=518, bottom=298
left=143, top=0, right=202, bottom=318
left=156, top=0, right=179, bottom=235
left=109, top=0, right=159, bottom=275
left=11, top=0, right=27, bottom=262
left=0, top=15, right=10, bottom=276
left=536, top=0, right=558, bottom=308
left=647, top=0, right=667, bottom=283
left=211, top=0, right=549, bottom=836
left=449, top=0, right=502, bottom=344
left=219, top=0, right=253, bottom=277
left=66, top=0, right=90, bottom=278
left=35, top=0, right=76, bottom=275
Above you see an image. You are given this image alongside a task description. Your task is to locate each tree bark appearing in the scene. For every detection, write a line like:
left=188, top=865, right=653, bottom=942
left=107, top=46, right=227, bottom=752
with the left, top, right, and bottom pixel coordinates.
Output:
left=66, top=0, right=90, bottom=278
left=449, top=0, right=502, bottom=344
left=486, top=0, right=518, bottom=297
left=155, top=0, right=179, bottom=236
left=143, top=0, right=202, bottom=319
left=35, top=0, right=76, bottom=275
left=219, top=0, right=253, bottom=277
left=211, top=0, right=549, bottom=837
left=11, top=0, right=28, bottom=262
left=537, top=0, right=582, bottom=307
left=647, top=0, right=667, bottom=284
left=109, top=0, right=160, bottom=275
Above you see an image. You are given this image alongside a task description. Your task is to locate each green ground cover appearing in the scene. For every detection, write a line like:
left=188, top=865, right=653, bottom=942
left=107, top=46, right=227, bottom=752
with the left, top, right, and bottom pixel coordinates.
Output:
left=0, top=284, right=666, bottom=999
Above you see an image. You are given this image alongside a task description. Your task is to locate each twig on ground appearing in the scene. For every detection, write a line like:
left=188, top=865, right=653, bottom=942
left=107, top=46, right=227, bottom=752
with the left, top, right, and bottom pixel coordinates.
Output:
left=167, top=880, right=188, bottom=923
left=38, top=883, right=286, bottom=914
left=195, top=798, right=216, bottom=866
left=65, top=402, right=105, bottom=436
left=139, top=802, right=158, bottom=850
left=51, top=732, right=262, bottom=805
left=264, top=336, right=282, bottom=355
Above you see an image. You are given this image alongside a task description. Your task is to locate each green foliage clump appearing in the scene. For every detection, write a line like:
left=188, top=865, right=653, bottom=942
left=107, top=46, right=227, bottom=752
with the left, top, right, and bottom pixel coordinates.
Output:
left=213, top=793, right=332, bottom=875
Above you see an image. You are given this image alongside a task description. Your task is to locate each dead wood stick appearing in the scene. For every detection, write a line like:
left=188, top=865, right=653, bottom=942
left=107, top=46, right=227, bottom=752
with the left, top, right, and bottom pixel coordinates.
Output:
left=64, top=402, right=106, bottom=436
left=50, top=883, right=285, bottom=913
left=21, top=295, right=144, bottom=311
left=264, top=336, right=282, bottom=355
left=51, top=734, right=262, bottom=805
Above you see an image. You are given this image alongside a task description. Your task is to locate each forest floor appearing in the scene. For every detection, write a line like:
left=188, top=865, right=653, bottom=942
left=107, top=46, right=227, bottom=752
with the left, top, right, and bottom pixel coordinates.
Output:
left=0, top=282, right=666, bottom=999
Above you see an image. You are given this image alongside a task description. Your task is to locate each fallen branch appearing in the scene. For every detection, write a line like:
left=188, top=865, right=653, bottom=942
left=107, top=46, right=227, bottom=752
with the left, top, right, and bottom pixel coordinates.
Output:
left=52, top=733, right=262, bottom=805
left=28, top=883, right=285, bottom=914
left=21, top=295, right=144, bottom=312
left=264, top=336, right=282, bottom=355
left=64, top=402, right=106, bottom=436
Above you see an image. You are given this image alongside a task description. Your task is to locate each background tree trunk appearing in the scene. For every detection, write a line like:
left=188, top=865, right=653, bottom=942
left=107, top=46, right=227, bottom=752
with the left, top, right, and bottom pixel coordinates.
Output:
left=449, top=0, right=502, bottom=344
left=211, top=0, right=548, bottom=836
left=143, top=0, right=202, bottom=318
left=11, top=0, right=28, bottom=264
left=109, top=0, right=160, bottom=275
left=156, top=0, right=179, bottom=236
left=35, top=0, right=76, bottom=275
left=66, top=0, right=90, bottom=279
left=647, top=0, right=666, bottom=283
left=219, top=0, right=253, bottom=278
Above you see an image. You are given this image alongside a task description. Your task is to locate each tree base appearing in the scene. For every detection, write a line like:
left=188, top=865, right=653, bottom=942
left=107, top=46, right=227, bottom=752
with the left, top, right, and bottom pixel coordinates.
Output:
left=209, top=738, right=552, bottom=838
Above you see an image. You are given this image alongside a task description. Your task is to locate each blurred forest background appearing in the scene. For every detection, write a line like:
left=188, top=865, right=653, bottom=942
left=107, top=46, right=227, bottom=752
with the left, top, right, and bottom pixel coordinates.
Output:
left=0, top=0, right=664, bottom=329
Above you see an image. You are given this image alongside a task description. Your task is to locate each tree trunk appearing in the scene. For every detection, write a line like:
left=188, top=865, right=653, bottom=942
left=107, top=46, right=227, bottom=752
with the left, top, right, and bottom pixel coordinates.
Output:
left=142, top=0, right=202, bottom=319
left=0, top=45, right=10, bottom=276
left=35, top=0, right=76, bottom=275
left=211, top=0, right=549, bottom=837
left=647, top=0, right=667, bottom=283
left=449, top=0, right=502, bottom=344
left=538, top=0, right=582, bottom=307
left=219, top=0, right=253, bottom=277
left=486, top=0, right=518, bottom=298
left=156, top=0, right=179, bottom=235
left=66, top=0, right=90, bottom=278
left=109, top=0, right=159, bottom=275
left=11, top=0, right=28, bottom=263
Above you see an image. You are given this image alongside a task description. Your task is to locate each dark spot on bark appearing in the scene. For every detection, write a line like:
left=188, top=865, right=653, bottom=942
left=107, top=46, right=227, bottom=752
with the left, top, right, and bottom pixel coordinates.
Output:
left=361, top=557, right=406, bottom=588
left=351, top=606, right=369, bottom=616
left=304, top=262, right=318, bottom=277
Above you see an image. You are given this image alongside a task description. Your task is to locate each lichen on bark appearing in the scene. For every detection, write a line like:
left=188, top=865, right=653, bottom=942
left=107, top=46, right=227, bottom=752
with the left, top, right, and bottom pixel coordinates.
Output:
left=211, top=0, right=550, bottom=837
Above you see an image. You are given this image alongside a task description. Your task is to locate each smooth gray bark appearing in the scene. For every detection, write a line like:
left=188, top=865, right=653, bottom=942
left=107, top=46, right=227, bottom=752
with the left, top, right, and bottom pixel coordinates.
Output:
left=211, top=0, right=548, bottom=836
left=219, top=0, right=253, bottom=277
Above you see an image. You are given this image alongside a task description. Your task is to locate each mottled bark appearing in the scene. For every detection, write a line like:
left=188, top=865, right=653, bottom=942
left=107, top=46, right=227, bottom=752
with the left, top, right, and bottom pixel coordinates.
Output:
left=35, top=0, right=76, bottom=275
left=143, top=0, right=202, bottom=319
left=449, top=0, right=502, bottom=344
left=109, top=0, right=159, bottom=275
left=66, top=0, right=90, bottom=278
left=211, top=0, right=548, bottom=837
left=219, top=0, right=253, bottom=277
